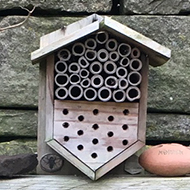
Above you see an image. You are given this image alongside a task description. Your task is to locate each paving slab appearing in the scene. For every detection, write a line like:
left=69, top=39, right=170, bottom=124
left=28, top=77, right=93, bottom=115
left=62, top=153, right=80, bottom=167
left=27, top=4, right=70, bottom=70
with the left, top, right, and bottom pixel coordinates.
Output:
left=1, top=175, right=190, bottom=190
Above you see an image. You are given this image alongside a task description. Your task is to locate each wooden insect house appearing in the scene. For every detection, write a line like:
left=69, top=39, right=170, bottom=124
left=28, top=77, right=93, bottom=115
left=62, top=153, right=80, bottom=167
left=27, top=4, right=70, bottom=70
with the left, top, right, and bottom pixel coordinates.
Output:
left=31, top=14, right=171, bottom=180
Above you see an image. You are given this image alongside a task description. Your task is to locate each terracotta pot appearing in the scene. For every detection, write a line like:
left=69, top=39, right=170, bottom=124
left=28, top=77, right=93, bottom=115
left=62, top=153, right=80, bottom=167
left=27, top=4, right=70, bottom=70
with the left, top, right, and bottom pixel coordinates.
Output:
left=139, top=143, right=190, bottom=176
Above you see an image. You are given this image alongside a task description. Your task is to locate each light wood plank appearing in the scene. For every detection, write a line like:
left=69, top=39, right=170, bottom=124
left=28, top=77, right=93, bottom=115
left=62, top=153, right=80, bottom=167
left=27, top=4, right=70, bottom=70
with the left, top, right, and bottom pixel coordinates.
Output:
left=103, top=16, right=171, bottom=66
left=138, top=53, right=149, bottom=142
left=31, top=20, right=100, bottom=64
left=40, top=14, right=103, bottom=48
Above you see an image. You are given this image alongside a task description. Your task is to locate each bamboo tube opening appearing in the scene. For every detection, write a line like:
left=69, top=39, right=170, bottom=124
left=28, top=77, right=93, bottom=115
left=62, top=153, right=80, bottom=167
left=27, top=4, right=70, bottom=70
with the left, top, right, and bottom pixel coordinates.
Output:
left=106, top=39, right=118, bottom=51
left=118, top=43, right=131, bottom=57
left=104, top=61, right=117, bottom=74
left=97, top=49, right=109, bottom=62
left=55, top=60, right=67, bottom=73
left=98, top=86, right=112, bottom=102
left=91, top=75, right=104, bottom=88
left=113, top=89, right=125, bottom=102
left=105, top=76, right=118, bottom=89
left=78, top=56, right=89, bottom=68
left=118, top=78, right=128, bottom=90
left=128, top=71, right=142, bottom=86
left=126, top=86, right=141, bottom=101
left=130, top=59, right=142, bottom=71
left=131, top=47, right=140, bottom=58
left=55, top=74, right=69, bottom=87
left=90, top=61, right=102, bottom=75
left=95, top=31, right=109, bottom=44
left=55, top=87, right=68, bottom=100
left=120, top=57, right=130, bottom=67
left=85, top=49, right=97, bottom=61
left=85, top=38, right=97, bottom=50
left=68, top=62, right=80, bottom=73
left=84, top=87, right=97, bottom=101
left=116, top=67, right=128, bottom=78
left=58, top=49, right=71, bottom=61
left=79, top=69, right=89, bottom=79
left=109, top=51, right=119, bottom=62
left=70, top=74, right=81, bottom=84
left=81, top=78, right=91, bottom=88
left=72, top=42, right=85, bottom=56
left=68, top=84, right=83, bottom=100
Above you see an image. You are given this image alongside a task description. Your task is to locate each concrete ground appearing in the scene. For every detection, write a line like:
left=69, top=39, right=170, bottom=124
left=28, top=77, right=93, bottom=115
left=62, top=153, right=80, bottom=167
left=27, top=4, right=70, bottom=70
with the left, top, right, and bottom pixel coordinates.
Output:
left=1, top=175, right=190, bottom=190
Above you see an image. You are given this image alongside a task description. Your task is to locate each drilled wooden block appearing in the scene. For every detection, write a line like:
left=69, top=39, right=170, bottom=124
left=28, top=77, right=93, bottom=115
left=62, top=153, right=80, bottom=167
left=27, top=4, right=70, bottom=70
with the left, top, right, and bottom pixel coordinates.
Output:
left=54, top=100, right=138, bottom=170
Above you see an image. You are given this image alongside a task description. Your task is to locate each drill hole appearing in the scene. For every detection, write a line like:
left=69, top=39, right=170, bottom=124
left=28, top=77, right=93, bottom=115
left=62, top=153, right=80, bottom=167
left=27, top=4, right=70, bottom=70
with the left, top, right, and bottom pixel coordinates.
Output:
left=77, top=130, right=84, bottom=136
left=108, top=115, right=114, bottom=122
left=122, top=124, right=128, bottom=130
left=93, top=109, right=99, bottom=115
left=91, top=153, right=98, bottom=159
left=62, top=122, right=69, bottom=128
left=77, top=145, right=84, bottom=150
left=122, top=140, right=128, bottom=146
left=63, top=109, right=69, bottom=115
left=107, top=131, right=114, bottom=137
left=92, top=124, right=99, bottom=130
left=92, top=138, right=99, bottom=145
left=63, top=136, right=69, bottom=142
left=107, top=146, right=113, bottom=152
left=78, top=115, right=84, bottom=121
left=123, top=109, right=129, bottom=115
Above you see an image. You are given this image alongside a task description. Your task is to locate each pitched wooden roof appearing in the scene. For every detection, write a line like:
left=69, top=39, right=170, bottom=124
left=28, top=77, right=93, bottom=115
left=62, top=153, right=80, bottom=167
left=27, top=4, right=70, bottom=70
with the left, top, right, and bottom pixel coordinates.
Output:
left=31, top=14, right=171, bottom=67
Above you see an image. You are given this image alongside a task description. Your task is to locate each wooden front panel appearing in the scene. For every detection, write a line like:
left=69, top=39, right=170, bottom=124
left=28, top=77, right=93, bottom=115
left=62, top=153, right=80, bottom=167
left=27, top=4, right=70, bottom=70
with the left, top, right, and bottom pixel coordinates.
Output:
left=54, top=100, right=138, bottom=170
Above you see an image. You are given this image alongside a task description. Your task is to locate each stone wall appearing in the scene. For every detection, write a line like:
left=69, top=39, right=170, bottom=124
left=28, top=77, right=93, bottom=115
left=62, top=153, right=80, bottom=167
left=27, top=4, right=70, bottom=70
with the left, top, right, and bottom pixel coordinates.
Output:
left=0, top=0, right=190, bottom=156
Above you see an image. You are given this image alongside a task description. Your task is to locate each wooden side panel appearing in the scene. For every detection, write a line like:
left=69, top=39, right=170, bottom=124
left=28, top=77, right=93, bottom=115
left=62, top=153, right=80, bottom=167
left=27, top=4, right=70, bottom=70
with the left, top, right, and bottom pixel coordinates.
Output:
left=138, top=54, right=149, bottom=142
left=45, top=55, right=54, bottom=141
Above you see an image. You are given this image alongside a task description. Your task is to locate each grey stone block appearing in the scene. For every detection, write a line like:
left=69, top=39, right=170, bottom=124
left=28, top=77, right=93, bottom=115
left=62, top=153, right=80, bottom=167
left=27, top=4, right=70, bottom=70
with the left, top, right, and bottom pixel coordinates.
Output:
left=0, top=0, right=112, bottom=13
left=121, top=0, right=190, bottom=15
left=0, top=110, right=37, bottom=137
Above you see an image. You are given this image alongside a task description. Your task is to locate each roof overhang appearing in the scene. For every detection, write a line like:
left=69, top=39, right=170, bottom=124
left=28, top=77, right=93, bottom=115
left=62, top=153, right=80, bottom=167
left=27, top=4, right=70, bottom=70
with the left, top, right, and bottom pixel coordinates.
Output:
left=31, top=14, right=171, bottom=67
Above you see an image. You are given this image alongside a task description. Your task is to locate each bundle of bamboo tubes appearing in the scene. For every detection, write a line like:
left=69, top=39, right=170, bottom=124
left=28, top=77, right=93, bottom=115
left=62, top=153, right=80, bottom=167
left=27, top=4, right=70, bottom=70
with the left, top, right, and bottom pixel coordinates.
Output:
left=54, top=31, right=142, bottom=102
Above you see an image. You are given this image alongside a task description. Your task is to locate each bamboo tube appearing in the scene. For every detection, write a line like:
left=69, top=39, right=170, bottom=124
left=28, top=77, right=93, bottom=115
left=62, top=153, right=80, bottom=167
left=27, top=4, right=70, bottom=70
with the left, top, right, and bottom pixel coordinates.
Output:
left=130, top=59, right=142, bottom=71
left=97, top=49, right=109, bottom=62
left=81, top=78, right=91, bottom=88
left=95, top=31, right=109, bottom=44
left=118, top=43, right=131, bottom=57
left=89, top=61, right=102, bottom=75
left=55, top=87, right=68, bottom=100
left=84, top=87, right=97, bottom=101
left=118, top=78, right=128, bottom=90
left=120, top=57, right=130, bottom=67
left=113, top=89, right=125, bottom=102
left=116, top=67, right=128, bottom=78
left=91, top=75, right=104, bottom=88
left=68, top=62, right=80, bottom=73
left=85, top=38, right=97, bottom=50
left=68, top=84, right=83, bottom=100
left=126, top=86, right=141, bottom=101
left=131, top=47, right=140, bottom=59
left=105, top=76, right=118, bottom=89
left=69, top=73, right=81, bottom=85
left=85, top=49, right=97, bottom=61
left=98, top=86, right=112, bottom=102
left=79, top=69, right=89, bottom=79
left=78, top=56, right=89, bottom=68
left=72, top=42, right=85, bottom=56
left=55, top=60, right=67, bottom=73
left=109, top=51, right=120, bottom=62
left=58, top=48, right=71, bottom=61
left=104, top=61, right=117, bottom=74
left=128, top=71, right=142, bottom=86
left=55, top=73, right=69, bottom=87
left=106, top=39, right=118, bottom=51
